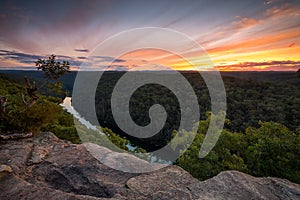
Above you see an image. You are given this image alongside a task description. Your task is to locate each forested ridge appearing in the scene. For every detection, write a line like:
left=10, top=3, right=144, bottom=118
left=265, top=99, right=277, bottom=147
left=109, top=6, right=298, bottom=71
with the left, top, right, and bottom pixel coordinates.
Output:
left=95, top=71, right=300, bottom=146
left=0, top=71, right=299, bottom=183
left=93, top=71, right=300, bottom=183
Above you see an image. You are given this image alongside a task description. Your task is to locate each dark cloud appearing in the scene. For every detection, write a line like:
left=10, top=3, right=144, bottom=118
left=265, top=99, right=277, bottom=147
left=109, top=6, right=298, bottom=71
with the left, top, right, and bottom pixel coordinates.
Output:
left=0, top=50, right=40, bottom=64
left=74, top=49, right=90, bottom=53
left=0, top=66, right=36, bottom=70
left=107, top=65, right=131, bottom=71
left=92, top=56, right=126, bottom=63
left=67, top=60, right=84, bottom=67
left=77, top=56, right=87, bottom=59
left=7, top=51, right=40, bottom=60
left=0, top=49, right=129, bottom=68
left=217, top=60, right=300, bottom=70
left=288, top=42, right=295, bottom=47
left=239, top=60, right=300, bottom=67
left=0, top=50, right=10, bottom=53
left=0, top=50, right=86, bottom=67
left=56, top=55, right=85, bottom=67
left=56, top=55, right=73, bottom=60
left=114, top=59, right=126, bottom=63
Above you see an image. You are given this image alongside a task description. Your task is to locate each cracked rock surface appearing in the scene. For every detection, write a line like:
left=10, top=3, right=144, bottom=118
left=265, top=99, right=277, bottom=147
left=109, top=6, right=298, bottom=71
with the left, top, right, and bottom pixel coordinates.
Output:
left=0, top=132, right=299, bottom=199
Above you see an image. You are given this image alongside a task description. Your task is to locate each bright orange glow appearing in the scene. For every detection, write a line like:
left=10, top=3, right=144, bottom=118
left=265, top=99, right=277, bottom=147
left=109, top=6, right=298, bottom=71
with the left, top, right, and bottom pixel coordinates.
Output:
left=113, top=26, right=300, bottom=71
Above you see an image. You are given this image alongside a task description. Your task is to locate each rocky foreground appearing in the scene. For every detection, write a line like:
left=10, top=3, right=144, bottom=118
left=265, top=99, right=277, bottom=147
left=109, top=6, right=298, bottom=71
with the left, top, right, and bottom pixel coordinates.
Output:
left=0, top=132, right=299, bottom=200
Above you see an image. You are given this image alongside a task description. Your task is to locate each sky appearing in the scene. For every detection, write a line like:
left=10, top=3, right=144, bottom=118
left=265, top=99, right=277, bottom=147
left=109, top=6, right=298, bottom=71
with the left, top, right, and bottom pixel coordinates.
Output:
left=0, top=0, right=300, bottom=71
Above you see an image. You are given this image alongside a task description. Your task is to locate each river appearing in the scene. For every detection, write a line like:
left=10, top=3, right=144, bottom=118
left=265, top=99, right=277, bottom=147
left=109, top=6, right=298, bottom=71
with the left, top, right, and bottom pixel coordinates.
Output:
left=60, top=97, right=172, bottom=164
left=60, top=97, right=137, bottom=151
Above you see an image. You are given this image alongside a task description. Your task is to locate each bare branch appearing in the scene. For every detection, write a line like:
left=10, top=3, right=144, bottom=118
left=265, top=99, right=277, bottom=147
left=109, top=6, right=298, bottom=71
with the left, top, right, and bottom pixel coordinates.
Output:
left=0, top=95, right=7, bottom=118
left=22, top=77, right=38, bottom=108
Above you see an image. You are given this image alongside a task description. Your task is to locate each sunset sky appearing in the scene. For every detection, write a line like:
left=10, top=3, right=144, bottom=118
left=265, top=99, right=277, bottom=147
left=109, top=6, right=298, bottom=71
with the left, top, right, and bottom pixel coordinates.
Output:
left=0, top=0, right=300, bottom=71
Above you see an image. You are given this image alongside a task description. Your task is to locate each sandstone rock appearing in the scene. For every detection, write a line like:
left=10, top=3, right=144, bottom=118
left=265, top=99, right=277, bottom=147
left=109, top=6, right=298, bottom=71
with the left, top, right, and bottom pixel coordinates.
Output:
left=0, top=164, right=13, bottom=180
left=0, top=132, right=299, bottom=200
left=85, top=142, right=165, bottom=173
left=0, top=132, right=33, bottom=140
left=184, top=170, right=300, bottom=200
left=0, top=165, right=12, bottom=173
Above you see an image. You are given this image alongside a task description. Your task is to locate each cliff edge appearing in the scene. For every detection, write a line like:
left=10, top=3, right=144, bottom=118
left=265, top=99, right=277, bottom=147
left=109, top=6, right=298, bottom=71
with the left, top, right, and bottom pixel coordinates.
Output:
left=0, top=132, right=299, bottom=200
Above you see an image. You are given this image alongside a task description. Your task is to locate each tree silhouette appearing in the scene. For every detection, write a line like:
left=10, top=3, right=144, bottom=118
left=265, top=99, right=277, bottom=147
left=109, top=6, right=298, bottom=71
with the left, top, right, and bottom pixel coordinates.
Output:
left=22, top=55, right=70, bottom=108
left=35, top=54, right=70, bottom=80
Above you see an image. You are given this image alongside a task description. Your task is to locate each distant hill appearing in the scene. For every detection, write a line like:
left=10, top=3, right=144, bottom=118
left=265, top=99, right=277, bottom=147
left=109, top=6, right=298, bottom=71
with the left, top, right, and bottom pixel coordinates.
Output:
left=221, top=71, right=299, bottom=85
left=0, top=70, right=299, bottom=93
left=0, top=70, right=77, bottom=95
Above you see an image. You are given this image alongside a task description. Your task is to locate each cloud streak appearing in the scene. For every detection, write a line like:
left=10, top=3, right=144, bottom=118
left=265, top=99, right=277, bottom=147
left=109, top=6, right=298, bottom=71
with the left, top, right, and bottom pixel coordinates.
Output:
left=74, top=49, right=90, bottom=53
left=0, top=50, right=84, bottom=67
left=91, top=56, right=126, bottom=63
left=216, top=60, right=300, bottom=71
left=231, top=17, right=262, bottom=29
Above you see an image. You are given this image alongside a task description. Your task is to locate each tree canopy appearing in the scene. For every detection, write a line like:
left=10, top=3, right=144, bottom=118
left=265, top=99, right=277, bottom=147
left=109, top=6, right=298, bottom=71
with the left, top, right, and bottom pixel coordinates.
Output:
left=36, top=54, right=70, bottom=80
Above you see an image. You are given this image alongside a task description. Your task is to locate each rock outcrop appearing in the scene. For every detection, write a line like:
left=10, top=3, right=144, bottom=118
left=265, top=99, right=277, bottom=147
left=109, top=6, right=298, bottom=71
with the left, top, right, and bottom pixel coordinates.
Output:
left=0, top=132, right=33, bottom=140
left=0, top=132, right=299, bottom=199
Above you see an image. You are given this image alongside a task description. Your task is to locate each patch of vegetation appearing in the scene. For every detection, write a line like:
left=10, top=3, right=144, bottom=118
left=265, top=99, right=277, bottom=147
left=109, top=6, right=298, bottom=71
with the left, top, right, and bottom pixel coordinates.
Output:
left=0, top=74, right=61, bottom=133
left=176, top=115, right=300, bottom=184
left=0, top=73, right=140, bottom=155
left=93, top=71, right=300, bottom=150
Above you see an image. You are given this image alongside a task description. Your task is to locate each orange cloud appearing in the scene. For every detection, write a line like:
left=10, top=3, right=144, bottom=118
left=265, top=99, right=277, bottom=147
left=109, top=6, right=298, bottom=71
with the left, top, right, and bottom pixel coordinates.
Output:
left=232, top=17, right=262, bottom=29
left=216, top=60, right=300, bottom=71
left=207, top=28, right=300, bottom=54
left=265, top=3, right=300, bottom=19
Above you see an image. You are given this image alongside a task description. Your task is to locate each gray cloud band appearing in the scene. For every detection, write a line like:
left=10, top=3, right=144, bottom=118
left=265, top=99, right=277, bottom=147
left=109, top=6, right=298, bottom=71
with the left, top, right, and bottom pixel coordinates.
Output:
left=72, top=27, right=227, bottom=173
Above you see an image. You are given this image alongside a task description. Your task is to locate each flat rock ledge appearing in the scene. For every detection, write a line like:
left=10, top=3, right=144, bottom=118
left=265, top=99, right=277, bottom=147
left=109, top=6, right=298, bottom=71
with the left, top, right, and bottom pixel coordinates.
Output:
left=0, top=132, right=299, bottom=200
left=0, top=132, right=33, bottom=140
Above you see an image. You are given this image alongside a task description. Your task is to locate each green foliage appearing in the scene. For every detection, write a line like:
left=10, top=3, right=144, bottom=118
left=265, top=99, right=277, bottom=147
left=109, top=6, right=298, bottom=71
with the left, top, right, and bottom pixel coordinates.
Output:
left=243, top=121, right=299, bottom=182
left=36, top=55, right=70, bottom=80
left=46, top=125, right=81, bottom=144
left=176, top=118, right=300, bottom=183
left=102, top=127, right=129, bottom=150
left=95, top=71, right=300, bottom=150
left=34, top=55, right=71, bottom=96
left=6, top=97, right=60, bottom=132
left=0, top=74, right=142, bottom=155
left=47, top=82, right=64, bottom=95
left=0, top=75, right=61, bottom=133
left=0, top=54, right=71, bottom=133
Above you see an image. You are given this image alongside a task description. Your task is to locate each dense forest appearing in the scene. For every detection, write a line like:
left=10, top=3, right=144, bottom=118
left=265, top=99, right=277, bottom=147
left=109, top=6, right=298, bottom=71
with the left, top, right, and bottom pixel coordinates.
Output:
left=94, top=71, right=300, bottom=148
left=176, top=117, right=300, bottom=183
left=94, top=71, right=300, bottom=183
left=0, top=70, right=299, bottom=183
